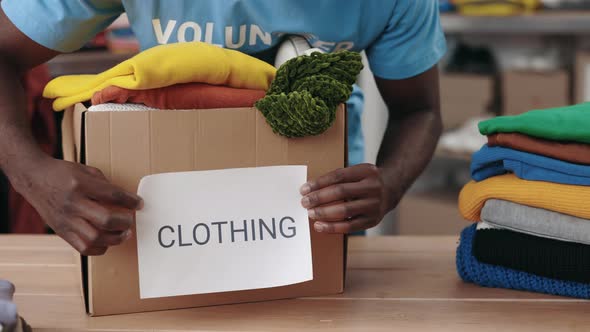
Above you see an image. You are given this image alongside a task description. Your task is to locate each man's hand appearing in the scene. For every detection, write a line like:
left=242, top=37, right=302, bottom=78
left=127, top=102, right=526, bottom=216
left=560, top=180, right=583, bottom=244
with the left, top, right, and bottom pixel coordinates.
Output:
left=300, top=163, right=392, bottom=234
left=13, top=157, right=143, bottom=256
left=0, top=7, right=145, bottom=255
left=300, top=65, right=442, bottom=234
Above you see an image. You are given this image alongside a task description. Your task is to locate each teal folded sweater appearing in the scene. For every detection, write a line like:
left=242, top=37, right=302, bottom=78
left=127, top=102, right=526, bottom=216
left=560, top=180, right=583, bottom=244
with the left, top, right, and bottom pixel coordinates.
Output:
left=479, top=103, right=590, bottom=144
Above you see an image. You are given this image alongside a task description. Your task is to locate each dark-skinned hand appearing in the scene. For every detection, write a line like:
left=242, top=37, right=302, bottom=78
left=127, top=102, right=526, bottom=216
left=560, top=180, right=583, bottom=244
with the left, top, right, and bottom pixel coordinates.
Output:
left=300, top=163, right=392, bottom=234
left=13, top=157, right=143, bottom=256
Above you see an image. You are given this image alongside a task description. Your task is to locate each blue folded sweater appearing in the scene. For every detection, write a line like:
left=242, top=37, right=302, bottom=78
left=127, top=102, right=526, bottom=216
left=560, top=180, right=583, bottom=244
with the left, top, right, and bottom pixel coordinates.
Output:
left=456, top=224, right=590, bottom=299
left=471, top=145, right=590, bottom=185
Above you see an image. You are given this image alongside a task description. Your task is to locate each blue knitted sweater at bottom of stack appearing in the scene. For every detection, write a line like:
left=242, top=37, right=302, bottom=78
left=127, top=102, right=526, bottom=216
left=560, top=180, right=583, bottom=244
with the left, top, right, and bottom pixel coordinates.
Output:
left=456, top=224, right=590, bottom=299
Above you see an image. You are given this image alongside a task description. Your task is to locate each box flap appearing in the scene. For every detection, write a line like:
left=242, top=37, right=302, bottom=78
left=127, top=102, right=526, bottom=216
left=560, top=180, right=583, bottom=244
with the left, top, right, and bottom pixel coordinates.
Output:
left=76, top=104, right=346, bottom=316
left=61, top=104, right=87, bottom=163
left=61, top=107, right=75, bottom=162
left=73, top=104, right=85, bottom=163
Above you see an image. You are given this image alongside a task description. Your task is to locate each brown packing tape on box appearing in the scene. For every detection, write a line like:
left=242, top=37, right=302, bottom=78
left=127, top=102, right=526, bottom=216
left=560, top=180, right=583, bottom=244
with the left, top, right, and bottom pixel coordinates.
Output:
left=61, top=103, right=347, bottom=316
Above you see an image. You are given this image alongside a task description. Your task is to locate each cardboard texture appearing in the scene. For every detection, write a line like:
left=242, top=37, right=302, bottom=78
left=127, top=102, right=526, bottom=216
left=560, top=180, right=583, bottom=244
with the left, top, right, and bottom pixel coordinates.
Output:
left=62, top=103, right=346, bottom=316
left=439, top=74, right=492, bottom=130
left=575, top=51, right=590, bottom=104
left=396, top=191, right=465, bottom=235
left=502, top=70, right=570, bottom=115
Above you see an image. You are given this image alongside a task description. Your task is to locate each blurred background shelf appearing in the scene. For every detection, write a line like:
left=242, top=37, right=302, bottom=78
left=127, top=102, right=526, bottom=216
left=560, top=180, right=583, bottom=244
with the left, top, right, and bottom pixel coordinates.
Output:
left=442, top=11, right=590, bottom=34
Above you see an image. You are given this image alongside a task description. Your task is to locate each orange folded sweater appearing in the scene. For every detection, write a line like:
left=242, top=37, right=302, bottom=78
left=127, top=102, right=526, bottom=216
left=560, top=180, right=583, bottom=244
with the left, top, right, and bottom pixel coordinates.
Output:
left=459, top=174, right=590, bottom=221
left=91, top=83, right=266, bottom=109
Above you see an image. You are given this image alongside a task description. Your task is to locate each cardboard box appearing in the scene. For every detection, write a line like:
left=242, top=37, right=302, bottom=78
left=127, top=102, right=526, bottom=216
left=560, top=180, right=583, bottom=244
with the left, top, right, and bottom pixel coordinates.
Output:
left=61, top=103, right=346, bottom=316
left=575, top=51, right=590, bottom=104
left=439, top=74, right=493, bottom=130
left=396, top=191, right=465, bottom=235
left=502, top=70, right=570, bottom=115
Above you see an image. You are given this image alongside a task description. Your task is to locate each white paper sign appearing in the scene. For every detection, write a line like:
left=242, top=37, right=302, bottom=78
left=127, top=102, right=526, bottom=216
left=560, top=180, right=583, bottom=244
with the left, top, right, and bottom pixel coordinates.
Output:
left=135, top=166, right=313, bottom=299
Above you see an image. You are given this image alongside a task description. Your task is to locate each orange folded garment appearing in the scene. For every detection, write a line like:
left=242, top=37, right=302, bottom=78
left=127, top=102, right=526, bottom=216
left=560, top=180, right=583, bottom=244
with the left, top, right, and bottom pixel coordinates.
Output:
left=91, top=83, right=266, bottom=109
left=488, top=133, right=590, bottom=165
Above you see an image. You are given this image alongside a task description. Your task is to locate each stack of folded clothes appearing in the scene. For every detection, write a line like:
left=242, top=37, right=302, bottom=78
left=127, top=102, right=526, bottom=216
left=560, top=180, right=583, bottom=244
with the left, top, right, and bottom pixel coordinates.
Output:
left=457, top=103, right=590, bottom=299
left=43, top=42, right=276, bottom=111
left=42, top=41, right=363, bottom=138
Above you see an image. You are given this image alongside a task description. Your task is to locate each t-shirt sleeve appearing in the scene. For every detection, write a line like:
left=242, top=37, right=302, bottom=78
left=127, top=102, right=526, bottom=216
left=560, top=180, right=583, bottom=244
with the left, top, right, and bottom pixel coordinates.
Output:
left=366, top=0, right=447, bottom=80
left=1, top=0, right=124, bottom=53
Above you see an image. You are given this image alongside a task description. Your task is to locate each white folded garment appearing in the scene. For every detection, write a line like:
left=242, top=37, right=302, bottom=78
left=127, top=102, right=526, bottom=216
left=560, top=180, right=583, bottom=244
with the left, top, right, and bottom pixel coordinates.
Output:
left=87, top=103, right=159, bottom=112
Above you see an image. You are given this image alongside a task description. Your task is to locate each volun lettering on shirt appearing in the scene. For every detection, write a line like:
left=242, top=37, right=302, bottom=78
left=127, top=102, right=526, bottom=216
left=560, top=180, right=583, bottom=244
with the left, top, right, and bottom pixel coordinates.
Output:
left=151, top=19, right=354, bottom=52
left=157, top=216, right=297, bottom=248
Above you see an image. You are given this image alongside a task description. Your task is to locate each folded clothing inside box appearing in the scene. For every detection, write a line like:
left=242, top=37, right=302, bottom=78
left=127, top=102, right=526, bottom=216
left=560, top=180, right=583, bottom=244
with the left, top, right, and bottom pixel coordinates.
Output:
left=46, top=41, right=363, bottom=138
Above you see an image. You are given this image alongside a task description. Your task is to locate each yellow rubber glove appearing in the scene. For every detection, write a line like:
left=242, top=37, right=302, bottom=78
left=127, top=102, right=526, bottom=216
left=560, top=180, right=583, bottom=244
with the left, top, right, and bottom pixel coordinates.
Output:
left=43, top=42, right=277, bottom=111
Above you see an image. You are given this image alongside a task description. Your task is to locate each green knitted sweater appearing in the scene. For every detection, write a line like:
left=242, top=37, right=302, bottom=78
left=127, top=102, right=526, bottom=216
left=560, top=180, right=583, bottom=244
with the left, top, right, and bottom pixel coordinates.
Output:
left=255, top=51, right=363, bottom=138
left=479, top=103, right=590, bottom=144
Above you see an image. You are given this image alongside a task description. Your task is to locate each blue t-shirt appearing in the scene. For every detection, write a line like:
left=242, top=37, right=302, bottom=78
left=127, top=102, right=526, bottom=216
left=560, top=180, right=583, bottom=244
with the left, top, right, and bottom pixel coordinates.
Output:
left=2, top=0, right=446, bottom=165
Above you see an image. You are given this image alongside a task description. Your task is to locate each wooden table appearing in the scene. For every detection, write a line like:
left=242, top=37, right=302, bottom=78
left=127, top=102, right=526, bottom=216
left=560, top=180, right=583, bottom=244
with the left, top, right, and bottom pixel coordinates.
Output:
left=2, top=234, right=590, bottom=331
